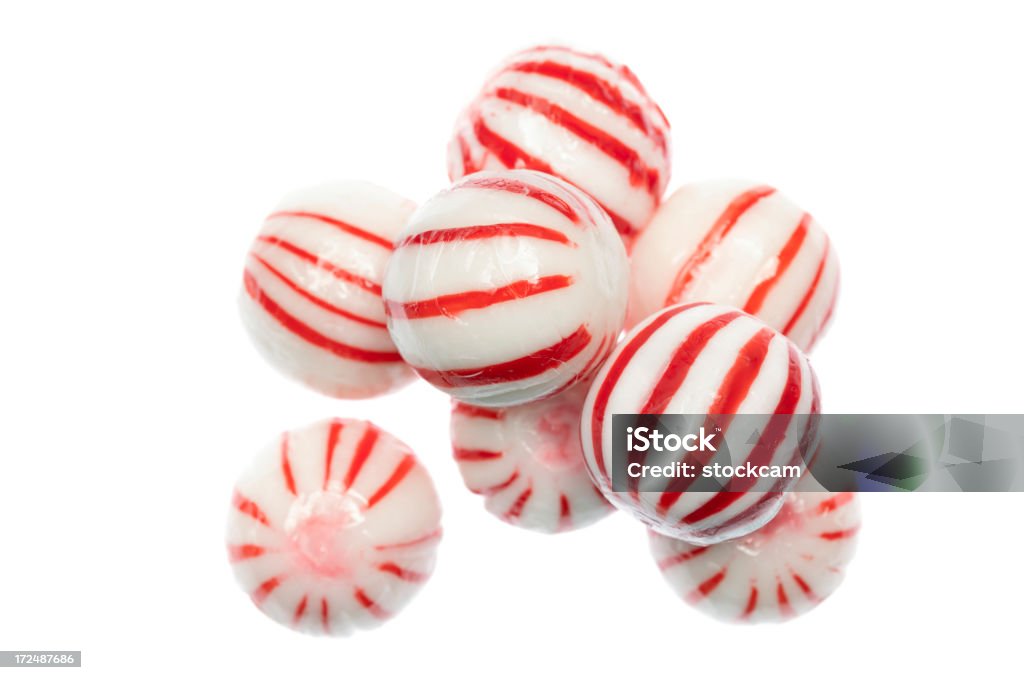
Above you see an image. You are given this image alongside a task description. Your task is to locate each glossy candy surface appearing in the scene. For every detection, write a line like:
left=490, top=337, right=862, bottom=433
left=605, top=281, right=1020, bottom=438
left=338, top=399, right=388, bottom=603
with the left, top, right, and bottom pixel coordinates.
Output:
left=448, top=45, right=671, bottom=244
left=226, top=419, right=442, bottom=635
left=383, top=169, right=628, bottom=408
left=581, top=302, right=821, bottom=544
left=449, top=383, right=613, bottom=533
left=239, top=182, right=417, bottom=398
left=628, top=180, right=839, bottom=351
left=649, top=490, right=860, bottom=622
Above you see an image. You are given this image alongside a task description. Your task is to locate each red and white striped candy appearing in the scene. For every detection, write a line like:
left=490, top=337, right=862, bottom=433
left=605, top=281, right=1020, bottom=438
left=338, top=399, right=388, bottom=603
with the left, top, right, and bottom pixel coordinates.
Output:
left=649, top=490, right=860, bottom=623
left=581, top=302, right=821, bottom=544
left=450, top=383, right=614, bottom=533
left=448, top=45, right=671, bottom=244
left=239, top=182, right=417, bottom=399
left=383, top=169, right=628, bottom=408
left=226, top=419, right=442, bottom=636
left=629, top=180, right=840, bottom=352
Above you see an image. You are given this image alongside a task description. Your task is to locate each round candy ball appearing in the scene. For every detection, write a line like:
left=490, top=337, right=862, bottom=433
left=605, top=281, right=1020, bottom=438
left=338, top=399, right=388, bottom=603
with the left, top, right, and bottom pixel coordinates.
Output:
left=226, top=419, right=442, bottom=636
left=649, top=490, right=861, bottom=623
left=450, top=383, right=614, bottom=533
left=448, top=45, right=671, bottom=244
left=239, top=181, right=417, bottom=398
left=581, top=302, right=821, bottom=544
left=383, top=169, right=629, bottom=408
left=629, top=179, right=840, bottom=352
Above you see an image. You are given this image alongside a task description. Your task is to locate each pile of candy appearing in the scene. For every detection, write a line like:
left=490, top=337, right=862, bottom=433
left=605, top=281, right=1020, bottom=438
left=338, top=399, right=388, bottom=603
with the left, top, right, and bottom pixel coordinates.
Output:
left=228, top=44, right=860, bottom=635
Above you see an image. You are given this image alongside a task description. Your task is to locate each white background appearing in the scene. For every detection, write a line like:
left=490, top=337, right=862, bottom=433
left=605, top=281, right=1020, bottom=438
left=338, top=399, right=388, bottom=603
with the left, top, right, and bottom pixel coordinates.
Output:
left=1, top=1, right=1022, bottom=678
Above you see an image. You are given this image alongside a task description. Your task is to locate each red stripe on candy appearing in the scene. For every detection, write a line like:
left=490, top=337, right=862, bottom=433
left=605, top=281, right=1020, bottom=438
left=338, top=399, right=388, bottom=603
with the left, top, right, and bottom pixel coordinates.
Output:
left=457, top=174, right=579, bottom=224
left=293, top=595, right=308, bottom=624
left=377, top=562, right=429, bottom=583
left=365, top=454, right=415, bottom=508
left=467, top=113, right=637, bottom=238
left=656, top=545, right=709, bottom=570
left=708, top=489, right=786, bottom=540
left=811, top=278, right=835, bottom=348
left=505, top=59, right=668, bottom=150
left=665, top=186, right=776, bottom=305
left=686, top=568, right=727, bottom=604
left=642, top=311, right=743, bottom=414
left=471, top=115, right=555, bottom=175
left=321, top=598, right=330, bottom=633
left=243, top=271, right=403, bottom=363
left=504, top=487, right=533, bottom=520
left=707, top=327, right=774, bottom=417
left=343, top=423, right=380, bottom=491
left=455, top=134, right=473, bottom=175
left=558, top=494, right=572, bottom=531
left=397, top=222, right=574, bottom=249
left=255, top=236, right=382, bottom=296
left=452, top=402, right=504, bottom=420
left=791, top=571, right=817, bottom=601
left=249, top=255, right=388, bottom=329
left=354, top=589, right=390, bottom=619
left=492, top=87, right=660, bottom=193
left=413, top=324, right=591, bottom=389
left=782, top=240, right=831, bottom=336
left=816, top=492, right=854, bottom=515
left=232, top=491, right=270, bottom=527
left=251, top=575, right=284, bottom=604
left=777, top=580, right=794, bottom=618
left=374, top=528, right=443, bottom=552
left=805, top=280, right=839, bottom=352
left=281, top=433, right=297, bottom=496
left=453, top=448, right=503, bottom=461
left=227, top=544, right=267, bottom=562
left=386, top=275, right=573, bottom=320
left=741, top=585, right=759, bottom=619
left=620, top=62, right=670, bottom=127
left=473, top=470, right=520, bottom=496
left=564, top=333, right=611, bottom=390
left=743, top=213, right=811, bottom=315
left=600, top=204, right=637, bottom=239
left=324, top=420, right=343, bottom=490
left=266, top=210, right=393, bottom=250
left=820, top=527, right=859, bottom=541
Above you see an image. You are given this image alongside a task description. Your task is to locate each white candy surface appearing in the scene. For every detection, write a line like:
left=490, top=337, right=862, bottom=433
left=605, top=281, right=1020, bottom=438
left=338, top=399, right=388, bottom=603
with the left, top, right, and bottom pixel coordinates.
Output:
left=649, top=490, right=860, bottom=623
left=448, top=45, right=671, bottom=244
left=383, top=169, right=628, bottom=407
left=226, top=419, right=442, bottom=636
left=239, top=182, right=417, bottom=398
left=581, top=302, right=821, bottom=544
left=449, top=383, right=613, bottom=533
left=629, top=179, right=839, bottom=351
